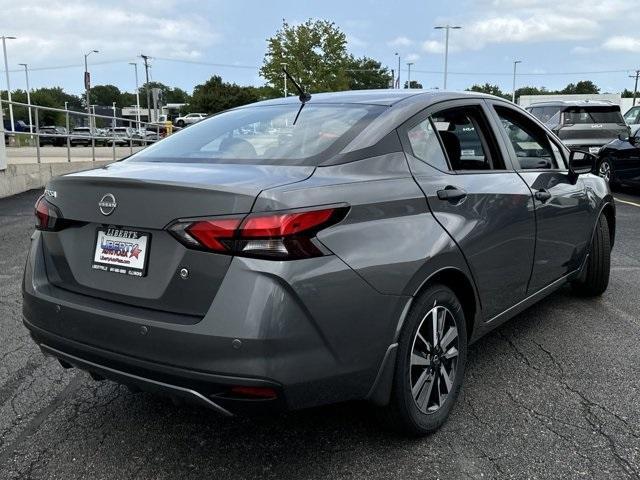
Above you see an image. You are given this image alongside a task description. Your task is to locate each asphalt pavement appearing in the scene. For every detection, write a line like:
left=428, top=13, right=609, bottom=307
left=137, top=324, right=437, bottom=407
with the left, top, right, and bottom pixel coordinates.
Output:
left=1, top=189, right=639, bottom=479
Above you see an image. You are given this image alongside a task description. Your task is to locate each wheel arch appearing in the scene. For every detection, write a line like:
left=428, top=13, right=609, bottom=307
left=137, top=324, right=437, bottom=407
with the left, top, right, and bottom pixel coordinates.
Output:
left=600, top=200, right=616, bottom=248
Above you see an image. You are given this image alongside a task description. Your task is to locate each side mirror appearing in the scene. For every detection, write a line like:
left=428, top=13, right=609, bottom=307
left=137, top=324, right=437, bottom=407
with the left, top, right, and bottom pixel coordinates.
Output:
left=618, top=133, right=630, bottom=142
left=568, top=150, right=596, bottom=176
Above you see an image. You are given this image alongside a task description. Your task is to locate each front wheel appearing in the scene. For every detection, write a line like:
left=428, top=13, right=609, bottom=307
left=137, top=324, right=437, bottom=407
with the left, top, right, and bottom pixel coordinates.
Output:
left=176, top=120, right=185, bottom=128
left=572, top=214, right=611, bottom=296
left=598, top=158, right=618, bottom=189
left=384, top=285, right=468, bottom=436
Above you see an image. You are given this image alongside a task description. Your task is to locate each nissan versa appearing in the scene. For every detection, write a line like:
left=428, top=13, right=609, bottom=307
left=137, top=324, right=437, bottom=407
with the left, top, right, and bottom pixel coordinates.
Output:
left=23, top=90, right=615, bottom=435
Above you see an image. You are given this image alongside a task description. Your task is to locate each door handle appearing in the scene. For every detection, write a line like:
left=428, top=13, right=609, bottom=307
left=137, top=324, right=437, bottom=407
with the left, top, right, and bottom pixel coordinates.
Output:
left=437, top=186, right=467, bottom=201
left=534, top=189, right=552, bottom=202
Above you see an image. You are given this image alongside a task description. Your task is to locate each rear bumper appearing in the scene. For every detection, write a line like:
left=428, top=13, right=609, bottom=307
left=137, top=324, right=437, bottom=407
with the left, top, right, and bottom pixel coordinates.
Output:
left=23, top=231, right=406, bottom=412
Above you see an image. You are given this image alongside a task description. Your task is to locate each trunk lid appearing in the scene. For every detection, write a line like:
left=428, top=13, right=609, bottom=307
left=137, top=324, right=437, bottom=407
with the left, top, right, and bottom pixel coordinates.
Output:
left=41, top=161, right=313, bottom=318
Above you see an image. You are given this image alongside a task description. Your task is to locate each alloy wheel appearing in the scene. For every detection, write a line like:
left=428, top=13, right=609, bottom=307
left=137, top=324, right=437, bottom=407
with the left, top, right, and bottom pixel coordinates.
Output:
left=410, top=304, right=459, bottom=414
left=599, top=161, right=611, bottom=182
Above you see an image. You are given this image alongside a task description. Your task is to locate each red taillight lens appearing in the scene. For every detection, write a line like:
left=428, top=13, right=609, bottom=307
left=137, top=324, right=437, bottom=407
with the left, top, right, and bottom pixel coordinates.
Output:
left=168, top=207, right=347, bottom=260
left=35, top=195, right=64, bottom=231
left=240, top=209, right=335, bottom=237
left=185, top=218, right=241, bottom=252
left=228, top=386, right=278, bottom=399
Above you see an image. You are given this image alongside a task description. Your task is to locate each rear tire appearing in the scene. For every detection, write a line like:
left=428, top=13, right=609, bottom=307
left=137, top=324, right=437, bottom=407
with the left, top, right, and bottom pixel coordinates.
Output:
left=598, top=158, right=618, bottom=189
left=176, top=120, right=185, bottom=128
left=383, top=285, right=467, bottom=436
left=572, top=215, right=611, bottom=296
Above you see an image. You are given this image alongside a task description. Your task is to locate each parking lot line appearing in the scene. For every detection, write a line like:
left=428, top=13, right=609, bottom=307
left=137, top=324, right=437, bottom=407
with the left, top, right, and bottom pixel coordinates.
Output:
left=615, top=197, right=640, bottom=208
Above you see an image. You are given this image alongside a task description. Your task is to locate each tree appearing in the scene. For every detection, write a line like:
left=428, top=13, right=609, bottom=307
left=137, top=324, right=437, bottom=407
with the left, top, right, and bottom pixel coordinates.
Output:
left=404, top=80, right=423, bottom=89
left=561, top=80, right=599, bottom=95
left=467, top=83, right=509, bottom=99
left=261, top=19, right=350, bottom=94
left=8, top=87, right=82, bottom=125
left=189, top=75, right=260, bottom=114
left=89, top=84, right=122, bottom=107
left=347, top=56, right=392, bottom=90
left=137, top=82, right=191, bottom=108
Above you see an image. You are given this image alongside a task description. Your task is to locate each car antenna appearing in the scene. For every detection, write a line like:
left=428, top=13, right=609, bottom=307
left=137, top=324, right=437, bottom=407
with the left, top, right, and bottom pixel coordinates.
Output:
left=282, top=67, right=311, bottom=103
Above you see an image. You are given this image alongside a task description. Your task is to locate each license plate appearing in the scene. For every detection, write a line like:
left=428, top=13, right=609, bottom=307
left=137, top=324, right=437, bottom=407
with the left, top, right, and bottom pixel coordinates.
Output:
left=589, top=147, right=600, bottom=154
left=92, top=228, right=150, bottom=277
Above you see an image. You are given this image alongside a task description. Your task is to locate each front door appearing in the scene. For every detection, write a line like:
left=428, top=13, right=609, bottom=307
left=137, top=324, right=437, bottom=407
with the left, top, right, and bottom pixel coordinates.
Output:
left=400, top=100, right=536, bottom=320
left=487, top=102, right=594, bottom=293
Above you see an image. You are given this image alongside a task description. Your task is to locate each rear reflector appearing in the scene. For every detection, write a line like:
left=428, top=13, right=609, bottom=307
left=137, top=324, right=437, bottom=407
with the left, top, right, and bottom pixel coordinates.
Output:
left=168, top=206, right=348, bottom=260
left=229, top=386, right=278, bottom=399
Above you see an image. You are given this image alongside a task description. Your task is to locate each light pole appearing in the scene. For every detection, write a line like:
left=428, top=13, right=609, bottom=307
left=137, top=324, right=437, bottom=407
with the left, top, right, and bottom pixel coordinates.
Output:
left=281, top=62, right=288, bottom=97
left=18, top=63, right=32, bottom=134
left=395, top=52, right=401, bottom=89
left=512, top=60, right=522, bottom=103
left=129, top=62, right=141, bottom=130
left=84, top=50, right=99, bottom=129
left=1, top=36, right=17, bottom=132
left=434, top=25, right=461, bottom=90
left=407, top=62, right=414, bottom=89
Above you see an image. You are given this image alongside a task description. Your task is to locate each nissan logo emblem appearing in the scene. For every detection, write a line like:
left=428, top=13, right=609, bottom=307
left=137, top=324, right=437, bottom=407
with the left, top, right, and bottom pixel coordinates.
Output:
left=98, top=193, right=117, bottom=216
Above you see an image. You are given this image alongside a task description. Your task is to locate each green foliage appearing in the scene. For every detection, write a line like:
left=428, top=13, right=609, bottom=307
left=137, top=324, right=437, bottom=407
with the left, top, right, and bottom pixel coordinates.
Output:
left=347, top=56, right=392, bottom=90
left=404, top=80, right=423, bottom=89
left=89, top=84, right=122, bottom=107
left=138, top=81, right=191, bottom=108
left=189, top=75, right=260, bottom=114
left=261, top=19, right=350, bottom=94
left=467, top=83, right=510, bottom=99
left=560, top=80, right=599, bottom=95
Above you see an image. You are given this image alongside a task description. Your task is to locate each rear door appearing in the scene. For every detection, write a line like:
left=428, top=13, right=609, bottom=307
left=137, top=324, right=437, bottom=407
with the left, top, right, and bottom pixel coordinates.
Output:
left=487, top=101, right=594, bottom=293
left=400, top=99, right=536, bottom=320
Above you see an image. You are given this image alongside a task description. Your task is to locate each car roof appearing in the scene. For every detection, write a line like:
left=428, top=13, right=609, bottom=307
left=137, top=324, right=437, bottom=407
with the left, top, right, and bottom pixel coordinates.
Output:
left=245, top=89, right=499, bottom=108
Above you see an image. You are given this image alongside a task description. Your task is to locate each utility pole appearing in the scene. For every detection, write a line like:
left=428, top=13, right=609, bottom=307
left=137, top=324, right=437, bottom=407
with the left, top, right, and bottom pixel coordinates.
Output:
left=129, top=62, right=141, bottom=130
left=434, top=25, right=462, bottom=90
left=395, top=52, right=400, bottom=89
left=1, top=36, right=16, bottom=132
left=84, top=50, right=99, bottom=129
left=281, top=62, right=288, bottom=97
left=407, top=62, right=414, bottom=89
left=140, top=54, right=152, bottom=123
left=630, top=70, right=640, bottom=107
left=512, top=60, right=522, bottom=103
left=18, top=63, right=32, bottom=134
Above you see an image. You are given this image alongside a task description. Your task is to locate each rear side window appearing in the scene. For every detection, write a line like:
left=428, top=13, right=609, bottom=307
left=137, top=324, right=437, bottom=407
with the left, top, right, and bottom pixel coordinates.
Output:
left=562, top=106, right=624, bottom=125
left=128, top=104, right=385, bottom=166
left=407, top=118, right=449, bottom=171
left=495, top=106, right=558, bottom=170
left=430, top=107, right=503, bottom=171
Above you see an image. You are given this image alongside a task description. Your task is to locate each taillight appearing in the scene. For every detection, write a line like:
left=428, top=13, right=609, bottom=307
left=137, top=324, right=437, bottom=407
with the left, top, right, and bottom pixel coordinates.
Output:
left=168, top=206, right=348, bottom=260
left=35, top=195, right=65, bottom=231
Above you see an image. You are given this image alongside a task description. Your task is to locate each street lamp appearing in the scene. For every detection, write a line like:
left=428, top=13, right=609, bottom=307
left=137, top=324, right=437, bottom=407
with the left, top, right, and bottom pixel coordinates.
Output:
left=1, top=36, right=17, bottom=132
left=84, top=50, right=99, bottom=129
left=129, top=62, right=141, bottom=130
left=434, top=25, right=461, bottom=90
left=512, top=60, right=522, bottom=103
left=18, top=63, right=32, bottom=134
left=394, top=52, right=400, bottom=89
left=406, top=62, right=414, bottom=89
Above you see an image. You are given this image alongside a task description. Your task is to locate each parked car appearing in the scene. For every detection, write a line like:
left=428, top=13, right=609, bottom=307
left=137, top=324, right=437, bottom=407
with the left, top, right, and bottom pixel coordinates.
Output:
left=3, top=119, right=33, bottom=133
left=39, top=126, right=67, bottom=147
left=69, top=127, right=108, bottom=146
left=106, top=127, right=136, bottom=146
left=623, top=105, right=640, bottom=127
left=24, top=91, right=614, bottom=436
left=174, top=112, right=206, bottom=127
left=597, top=124, right=640, bottom=188
left=527, top=101, right=629, bottom=154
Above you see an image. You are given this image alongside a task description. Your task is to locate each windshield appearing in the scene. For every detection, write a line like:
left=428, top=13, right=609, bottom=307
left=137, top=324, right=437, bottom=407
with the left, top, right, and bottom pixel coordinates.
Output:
left=562, top=106, right=624, bottom=124
left=128, top=103, right=384, bottom=165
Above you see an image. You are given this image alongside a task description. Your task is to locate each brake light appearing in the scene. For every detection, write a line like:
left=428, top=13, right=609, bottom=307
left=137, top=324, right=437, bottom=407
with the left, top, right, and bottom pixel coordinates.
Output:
left=168, top=207, right=347, bottom=260
left=35, top=195, right=65, bottom=231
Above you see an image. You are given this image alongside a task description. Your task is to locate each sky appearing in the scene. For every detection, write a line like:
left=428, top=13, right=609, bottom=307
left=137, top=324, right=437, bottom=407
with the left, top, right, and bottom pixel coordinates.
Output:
left=1, top=0, right=640, bottom=97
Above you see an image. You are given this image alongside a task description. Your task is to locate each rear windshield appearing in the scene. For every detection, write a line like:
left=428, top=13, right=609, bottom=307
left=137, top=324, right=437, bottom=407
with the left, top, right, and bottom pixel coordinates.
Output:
left=562, top=106, right=624, bottom=125
left=128, top=103, right=385, bottom=166
left=528, top=106, right=561, bottom=123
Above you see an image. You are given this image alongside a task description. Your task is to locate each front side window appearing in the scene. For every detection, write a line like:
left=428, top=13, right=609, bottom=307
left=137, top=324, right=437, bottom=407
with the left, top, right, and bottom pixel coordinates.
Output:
left=129, top=104, right=384, bottom=166
left=495, top=106, right=558, bottom=170
left=624, top=107, right=640, bottom=124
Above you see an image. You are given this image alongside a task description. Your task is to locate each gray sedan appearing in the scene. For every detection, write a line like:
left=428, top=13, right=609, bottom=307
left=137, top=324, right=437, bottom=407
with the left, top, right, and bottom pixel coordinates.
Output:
left=23, top=90, right=614, bottom=436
